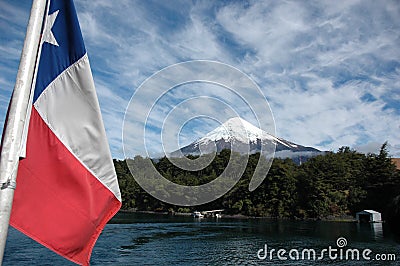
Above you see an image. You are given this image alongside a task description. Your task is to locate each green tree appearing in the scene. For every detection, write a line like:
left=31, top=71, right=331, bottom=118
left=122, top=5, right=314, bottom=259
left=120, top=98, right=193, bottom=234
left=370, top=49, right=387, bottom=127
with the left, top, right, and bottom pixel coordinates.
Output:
left=361, top=142, right=400, bottom=216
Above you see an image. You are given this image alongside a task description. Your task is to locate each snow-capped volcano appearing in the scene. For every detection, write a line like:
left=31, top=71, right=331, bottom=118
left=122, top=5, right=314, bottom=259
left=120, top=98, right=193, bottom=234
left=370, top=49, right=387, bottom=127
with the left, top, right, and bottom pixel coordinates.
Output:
left=195, top=117, right=292, bottom=148
left=171, top=117, right=321, bottom=159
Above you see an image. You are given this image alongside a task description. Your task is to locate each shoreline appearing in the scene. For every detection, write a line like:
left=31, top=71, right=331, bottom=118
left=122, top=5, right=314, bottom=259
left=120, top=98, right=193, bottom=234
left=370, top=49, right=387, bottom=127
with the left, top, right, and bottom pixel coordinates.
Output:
left=117, top=209, right=357, bottom=222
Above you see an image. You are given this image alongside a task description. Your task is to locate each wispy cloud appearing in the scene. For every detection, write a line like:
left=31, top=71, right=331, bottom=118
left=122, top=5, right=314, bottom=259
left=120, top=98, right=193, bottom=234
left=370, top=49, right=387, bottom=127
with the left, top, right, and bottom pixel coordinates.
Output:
left=215, top=0, right=400, bottom=155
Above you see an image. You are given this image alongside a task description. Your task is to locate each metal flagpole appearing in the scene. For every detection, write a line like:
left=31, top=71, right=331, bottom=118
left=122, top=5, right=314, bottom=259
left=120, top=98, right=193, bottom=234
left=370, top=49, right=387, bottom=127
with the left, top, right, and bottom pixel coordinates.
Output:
left=0, top=0, right=47, bottom=264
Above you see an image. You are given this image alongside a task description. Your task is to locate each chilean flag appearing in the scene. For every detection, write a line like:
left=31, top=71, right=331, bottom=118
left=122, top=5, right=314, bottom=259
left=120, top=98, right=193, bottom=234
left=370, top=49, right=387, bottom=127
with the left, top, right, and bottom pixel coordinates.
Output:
left=9, top=0, right=122, bottom=265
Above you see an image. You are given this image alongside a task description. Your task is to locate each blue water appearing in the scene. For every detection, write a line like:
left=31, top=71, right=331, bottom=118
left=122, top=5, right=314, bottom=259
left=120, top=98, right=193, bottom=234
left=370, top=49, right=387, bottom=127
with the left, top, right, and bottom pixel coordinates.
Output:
left=3, top=212, right=400, bottom=265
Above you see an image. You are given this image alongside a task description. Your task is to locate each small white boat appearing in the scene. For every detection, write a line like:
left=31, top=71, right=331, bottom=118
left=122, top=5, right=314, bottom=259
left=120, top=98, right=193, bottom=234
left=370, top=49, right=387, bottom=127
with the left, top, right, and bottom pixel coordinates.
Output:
left=192, top=211, right=204, bottom=218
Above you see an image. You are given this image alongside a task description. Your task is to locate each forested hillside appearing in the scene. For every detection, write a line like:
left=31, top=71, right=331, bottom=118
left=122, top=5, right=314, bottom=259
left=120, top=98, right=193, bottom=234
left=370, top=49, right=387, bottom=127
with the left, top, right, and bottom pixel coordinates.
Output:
left=114, top=143, right=400, bottom=222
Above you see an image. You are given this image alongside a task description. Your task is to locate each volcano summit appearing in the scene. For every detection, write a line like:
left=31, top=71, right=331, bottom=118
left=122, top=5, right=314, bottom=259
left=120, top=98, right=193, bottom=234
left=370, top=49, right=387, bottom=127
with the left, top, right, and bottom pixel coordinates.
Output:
left=170, top=117, right=321, bottom=161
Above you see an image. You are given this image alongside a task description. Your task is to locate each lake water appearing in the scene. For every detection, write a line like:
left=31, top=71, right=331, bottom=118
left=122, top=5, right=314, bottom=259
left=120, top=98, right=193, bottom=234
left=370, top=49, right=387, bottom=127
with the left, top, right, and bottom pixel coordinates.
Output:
left=3, top=212, right=400, bottom=265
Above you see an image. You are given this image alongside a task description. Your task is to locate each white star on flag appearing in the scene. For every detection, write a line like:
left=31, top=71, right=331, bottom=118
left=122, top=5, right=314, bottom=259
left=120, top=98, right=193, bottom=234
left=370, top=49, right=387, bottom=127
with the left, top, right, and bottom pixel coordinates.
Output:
left=42, top=10, right=59, bottom=46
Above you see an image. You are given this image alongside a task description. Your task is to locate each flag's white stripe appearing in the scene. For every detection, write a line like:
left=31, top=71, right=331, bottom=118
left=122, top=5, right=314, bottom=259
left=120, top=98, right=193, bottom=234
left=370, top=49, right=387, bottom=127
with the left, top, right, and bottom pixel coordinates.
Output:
left=34, top=54, right=121, bottom=201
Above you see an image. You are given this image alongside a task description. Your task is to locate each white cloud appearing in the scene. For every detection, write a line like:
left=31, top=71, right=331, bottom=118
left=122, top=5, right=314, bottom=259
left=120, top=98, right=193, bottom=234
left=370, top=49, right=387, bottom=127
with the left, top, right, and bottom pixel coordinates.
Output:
left=214, top=0, right=400, bottom=154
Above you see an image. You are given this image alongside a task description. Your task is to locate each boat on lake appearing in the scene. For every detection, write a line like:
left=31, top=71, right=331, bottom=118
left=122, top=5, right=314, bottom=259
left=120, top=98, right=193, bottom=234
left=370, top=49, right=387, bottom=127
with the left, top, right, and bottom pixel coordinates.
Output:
left=192, top=211, right=204, bottom=218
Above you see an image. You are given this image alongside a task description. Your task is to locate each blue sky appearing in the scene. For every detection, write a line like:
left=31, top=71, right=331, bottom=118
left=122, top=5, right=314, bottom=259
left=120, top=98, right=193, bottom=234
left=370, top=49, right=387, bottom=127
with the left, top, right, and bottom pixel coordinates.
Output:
left=1, top=0, right=400, bottom=158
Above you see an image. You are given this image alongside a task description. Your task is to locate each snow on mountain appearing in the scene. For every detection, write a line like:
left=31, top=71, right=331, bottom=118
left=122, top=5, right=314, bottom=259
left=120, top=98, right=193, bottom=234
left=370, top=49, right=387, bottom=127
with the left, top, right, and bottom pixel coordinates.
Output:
left=170, top=117, right=321, bottom=159
left=195, top=117, right=282, bottom=146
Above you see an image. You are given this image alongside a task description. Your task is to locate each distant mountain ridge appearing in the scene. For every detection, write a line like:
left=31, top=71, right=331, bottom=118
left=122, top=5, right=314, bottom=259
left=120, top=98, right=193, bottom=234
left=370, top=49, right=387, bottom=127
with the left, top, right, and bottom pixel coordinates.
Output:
left=170, top=117, right=321, bottom=161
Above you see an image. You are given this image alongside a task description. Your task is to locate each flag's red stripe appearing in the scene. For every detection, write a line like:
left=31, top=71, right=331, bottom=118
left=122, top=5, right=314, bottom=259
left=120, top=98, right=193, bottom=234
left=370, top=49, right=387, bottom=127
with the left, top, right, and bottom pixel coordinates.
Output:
left=10, top=107, right=121, bottom=265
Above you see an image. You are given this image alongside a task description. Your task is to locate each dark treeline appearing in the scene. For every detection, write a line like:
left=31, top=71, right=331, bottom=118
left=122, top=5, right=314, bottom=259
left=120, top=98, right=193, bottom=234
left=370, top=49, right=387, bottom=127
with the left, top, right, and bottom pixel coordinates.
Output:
left=114, top=143, right=400, bottom=223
